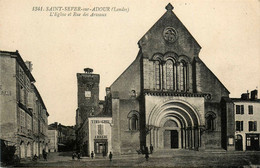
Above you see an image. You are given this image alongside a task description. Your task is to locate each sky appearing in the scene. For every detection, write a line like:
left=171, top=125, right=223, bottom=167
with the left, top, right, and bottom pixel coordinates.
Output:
left=0, top=0, right=259, bottom=126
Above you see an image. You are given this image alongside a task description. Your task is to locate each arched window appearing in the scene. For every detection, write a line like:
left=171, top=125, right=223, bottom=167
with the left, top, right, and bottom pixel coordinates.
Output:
left=179, top=61, right=187, bottom=91
left=155, top=61, right=161, bottom=90
left=166, top=60, right=174, bottom=90
left=130, top=115, right=138, bottom=130
left=127, top=110, right=139, bottom=131
left=205, top=112, right=216, bottom=131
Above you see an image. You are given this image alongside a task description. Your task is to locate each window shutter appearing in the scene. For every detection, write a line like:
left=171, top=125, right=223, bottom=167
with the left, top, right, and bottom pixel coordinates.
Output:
left=241, top=105, right=244, bottom=114
left=249, top=121, right=253, bottom=131
left=236, top=105, right=240, bottom=114
left=236, top=121, right=239, bottom=131
left=248, top=105, right=253, bottom=114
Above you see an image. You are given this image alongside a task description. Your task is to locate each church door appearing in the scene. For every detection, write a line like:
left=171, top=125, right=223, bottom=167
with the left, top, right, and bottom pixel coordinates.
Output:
left=164, top=130, right=179, bottom=149
left=171, top=130, right=178, bottom=148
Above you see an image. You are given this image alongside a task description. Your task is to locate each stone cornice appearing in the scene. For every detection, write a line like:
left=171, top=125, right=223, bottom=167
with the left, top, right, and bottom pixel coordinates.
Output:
left=143, top=90, right=211, bottom=99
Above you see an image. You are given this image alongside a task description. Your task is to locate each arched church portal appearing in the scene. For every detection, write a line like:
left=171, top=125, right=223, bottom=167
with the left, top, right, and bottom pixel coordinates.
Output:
left=147, top=100, right=203, bottom=150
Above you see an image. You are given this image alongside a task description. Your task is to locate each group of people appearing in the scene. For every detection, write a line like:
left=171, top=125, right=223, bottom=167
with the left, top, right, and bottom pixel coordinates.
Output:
left=31, top=149, right=48, bottom=162
left=36, top=145, right=154, bottom=162
left=91, top=151, right=113, bottom=161
left=42, top=150, right=48, bottom=161
left=72, top=152, right=81, bottom=160
left=72, top=151, right=113, bottom=161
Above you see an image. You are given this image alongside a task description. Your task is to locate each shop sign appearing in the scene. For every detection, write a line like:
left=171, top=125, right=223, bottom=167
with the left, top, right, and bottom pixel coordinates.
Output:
left=91, top=120, right=110, bottom=124
left=95, top=135, right=107, bottom=139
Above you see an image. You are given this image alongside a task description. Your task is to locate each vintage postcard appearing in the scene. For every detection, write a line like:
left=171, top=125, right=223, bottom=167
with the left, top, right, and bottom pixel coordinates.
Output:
left=0, top=0, right=259, bottom=167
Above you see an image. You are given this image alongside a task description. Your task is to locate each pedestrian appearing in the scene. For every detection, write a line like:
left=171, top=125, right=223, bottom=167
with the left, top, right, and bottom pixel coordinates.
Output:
left=77, top=152, right=81, bottom=160
left=33, top=154, right=38, bottom=161
left=43, top=150, right=47, bottom=161
left=141, top=145, right=145, bottom=154
left=72, top=152, right=76, bottom=160
left=145, top=147, right=149, bottom=161
left=91, top=151, right=94, bottom=159
left=150, top=144, right=154, bottom=154
left=109, top=152, right=112, bottom=161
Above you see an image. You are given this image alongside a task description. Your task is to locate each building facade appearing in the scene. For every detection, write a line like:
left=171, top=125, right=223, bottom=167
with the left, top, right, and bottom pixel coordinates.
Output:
left=75, top=68, right=101, bottom=156
left=47, top=129, right=58, bottom=152
left=107, top=3, right=234, bottom=155
left=233, top=90, right=260, bottom=151
left=0, top=50, right=49, bottom=159
left=75, top=3, right=259, bottom=156
left=48, top=122, right=76, bottom=152
left=88, top=117, right=112, bottom=156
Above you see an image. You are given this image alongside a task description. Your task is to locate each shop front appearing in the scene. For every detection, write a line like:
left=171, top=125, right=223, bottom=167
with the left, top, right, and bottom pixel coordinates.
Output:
left=88, top=117, right=112, bottom=156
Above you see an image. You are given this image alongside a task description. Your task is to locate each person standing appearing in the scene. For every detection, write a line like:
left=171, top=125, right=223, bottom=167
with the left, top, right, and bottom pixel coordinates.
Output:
left=91, top=151, right=94, bottom=159
left=72, top=152, right=76, bottom=160
left=42, top=150, right=47, bottom=161
left=109, top=152, right=112, bottom=161
left=150, top=144, right=154, bottom=154
left=145, top=147, right=149, bottom=161
left=33, top=154, right=38, bottom=161
left=77, top=152, right=81, bottom=160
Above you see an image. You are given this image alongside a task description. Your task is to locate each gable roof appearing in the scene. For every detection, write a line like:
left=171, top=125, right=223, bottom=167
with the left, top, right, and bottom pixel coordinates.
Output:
left=0, top=50, right=36, bottom=82
left=197, top=57, right=230, bottom=94
left=138, top=3, right=201, bottom=59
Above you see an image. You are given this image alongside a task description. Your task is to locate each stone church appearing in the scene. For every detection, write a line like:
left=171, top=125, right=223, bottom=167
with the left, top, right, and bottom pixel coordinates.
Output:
left=107, top=3, right=234, bottom=155
left=76, top=3, right=236, bottom=156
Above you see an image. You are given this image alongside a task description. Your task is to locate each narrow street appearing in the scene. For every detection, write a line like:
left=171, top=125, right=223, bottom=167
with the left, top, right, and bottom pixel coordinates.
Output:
left=17, top=150, right=260, bottom=167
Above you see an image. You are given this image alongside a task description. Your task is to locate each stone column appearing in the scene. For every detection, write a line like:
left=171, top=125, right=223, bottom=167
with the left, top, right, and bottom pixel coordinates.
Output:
left=187, top=128, right=190, bottom=148
left=185, top=128, right=188, bottom=149
left=194, top=128, right=198, bottom=149
left=155, top=128, right=158, bottom=148
left=198, top=128, right=201, bottom=147
left=191, top=128, right=194, bottom=149
left=147, top=130, right=151, bottom=147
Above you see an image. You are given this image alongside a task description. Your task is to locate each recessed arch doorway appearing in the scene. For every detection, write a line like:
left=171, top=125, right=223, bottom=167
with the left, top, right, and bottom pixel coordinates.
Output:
left=163, top=120, right=180, bottom=149
left=147, top=99, right=204, bottom=150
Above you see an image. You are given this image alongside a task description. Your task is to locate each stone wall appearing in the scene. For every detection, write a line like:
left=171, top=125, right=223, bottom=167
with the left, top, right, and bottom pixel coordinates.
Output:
left=110, top=56, right=141, bottom=99
left=0, top=53, right=17, bottom=140
left=111, top=98, right=140, bottom=155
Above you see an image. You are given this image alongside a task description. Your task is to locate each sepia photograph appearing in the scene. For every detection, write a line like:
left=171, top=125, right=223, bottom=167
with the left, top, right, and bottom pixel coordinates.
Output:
left=0, top=0, right=259, bottom=167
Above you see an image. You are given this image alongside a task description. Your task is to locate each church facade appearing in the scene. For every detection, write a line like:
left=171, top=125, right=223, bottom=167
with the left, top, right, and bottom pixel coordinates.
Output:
left=107, top=3, right=235, bottom=154
left=76, top=3, right=238, bottom=156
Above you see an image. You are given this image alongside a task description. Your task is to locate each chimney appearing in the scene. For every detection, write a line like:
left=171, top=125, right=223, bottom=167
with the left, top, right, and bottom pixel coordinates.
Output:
left=106, top=87, right=111, bottom=95
left=250, top=90, right=258, bottom=100
left=25, top=61, right=33, bottom=72
left=241, top=92, right=249, bottom=100
left=54, top=122, right=58, bottom=128
left=84, top=68, right=93, bottom=74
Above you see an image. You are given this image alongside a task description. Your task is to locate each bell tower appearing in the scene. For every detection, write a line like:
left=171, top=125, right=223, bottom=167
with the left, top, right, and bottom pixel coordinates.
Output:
left=77, top=68, right=100, bottom=124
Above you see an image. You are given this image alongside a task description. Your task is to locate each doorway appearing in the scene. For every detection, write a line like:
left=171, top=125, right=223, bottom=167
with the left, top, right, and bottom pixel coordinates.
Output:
left=94, top=139, right=108, bottom=155
left=235, top=135, right=243, bottom=151
left=246, top=134, right=260, bottom=151
left=171, top=130, right=178, bottom=148
left=164, top=130, right=178, bottom=149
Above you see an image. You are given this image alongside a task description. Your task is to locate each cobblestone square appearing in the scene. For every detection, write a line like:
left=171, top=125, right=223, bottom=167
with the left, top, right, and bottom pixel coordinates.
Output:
left=17, top=150, right=260, bottom=167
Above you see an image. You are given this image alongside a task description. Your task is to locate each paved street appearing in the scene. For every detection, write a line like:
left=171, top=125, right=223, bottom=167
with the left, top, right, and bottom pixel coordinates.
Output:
left=17, top=150, right=260, bottom=167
